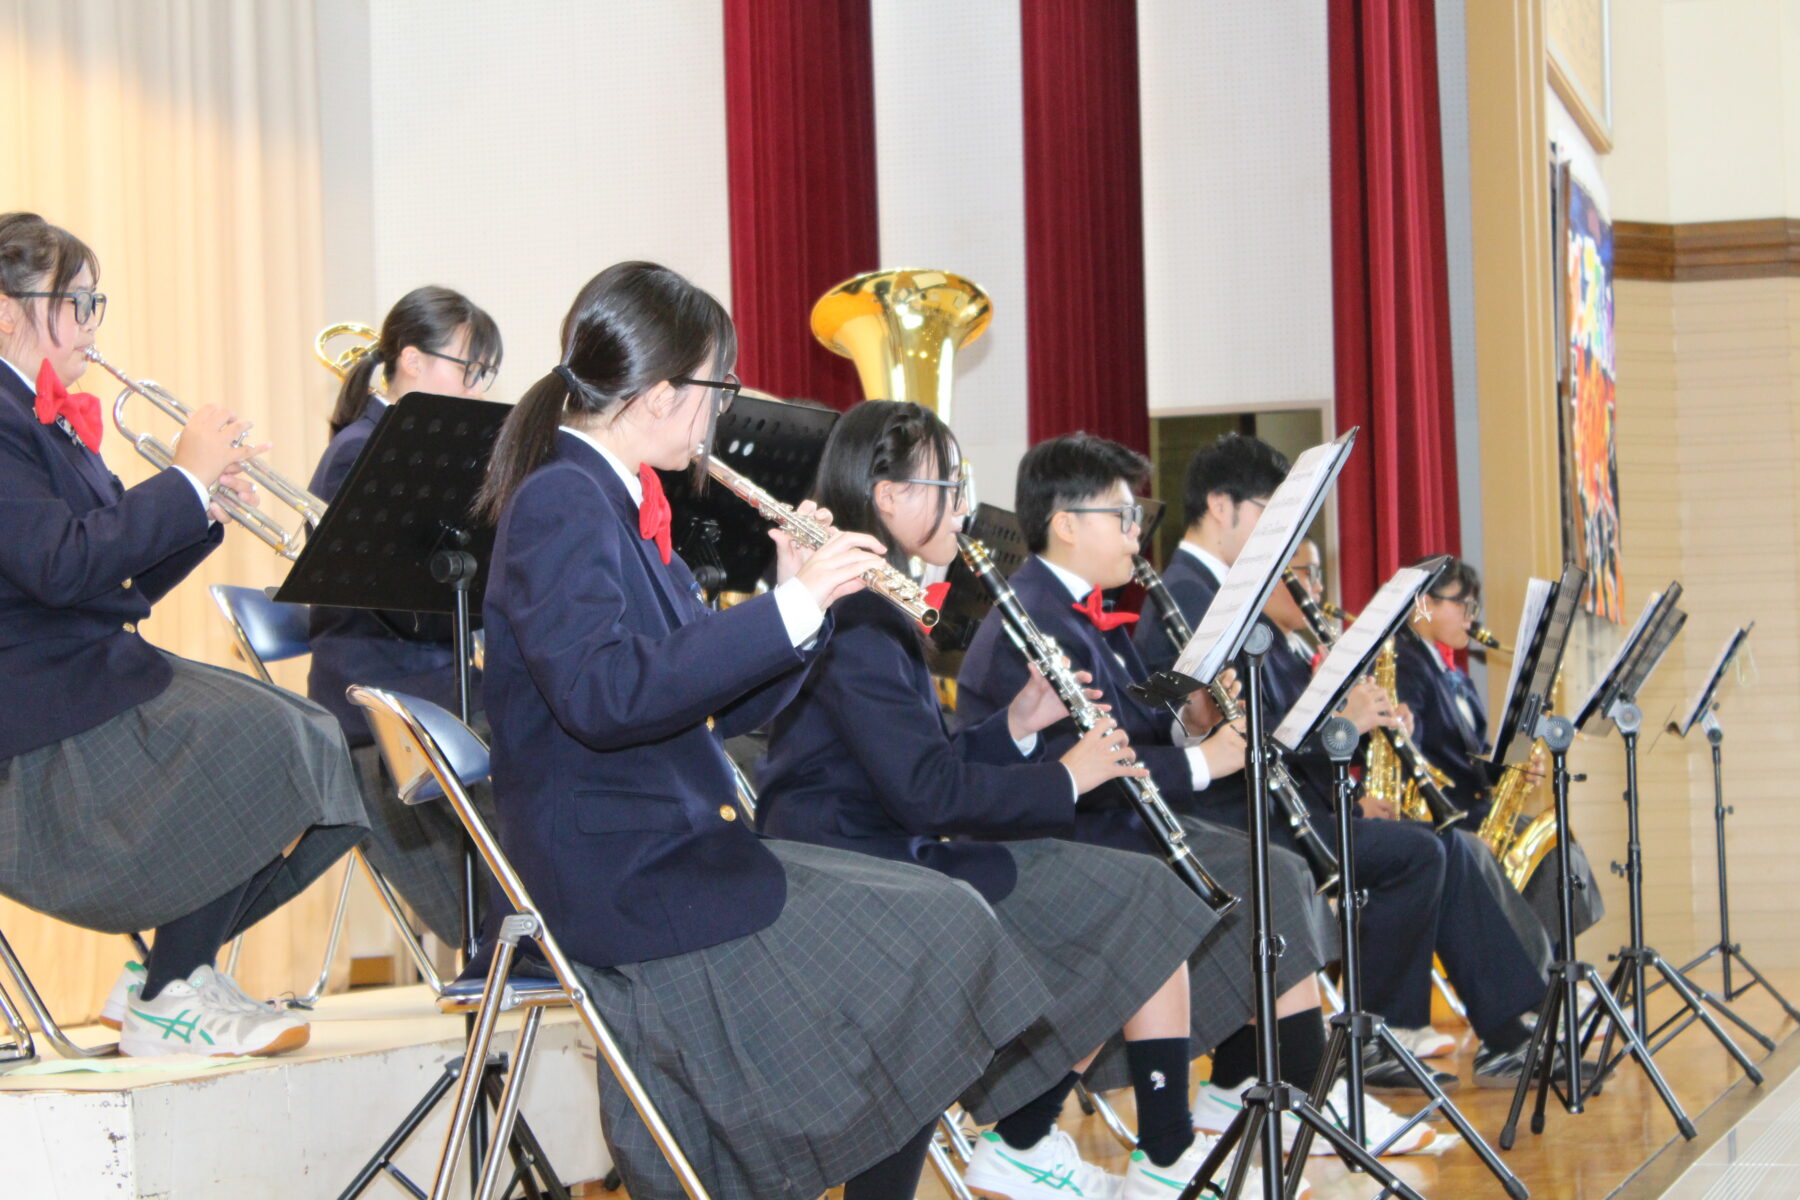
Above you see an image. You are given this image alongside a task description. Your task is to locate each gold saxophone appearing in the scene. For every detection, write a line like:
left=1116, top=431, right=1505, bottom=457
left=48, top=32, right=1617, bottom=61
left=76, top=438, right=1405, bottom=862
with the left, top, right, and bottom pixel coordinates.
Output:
left=1479, top=740, right=1557, bottom=890
left=704, top=456, right=940, bottom=627
left=1364, top=638, right=1459, bottom=825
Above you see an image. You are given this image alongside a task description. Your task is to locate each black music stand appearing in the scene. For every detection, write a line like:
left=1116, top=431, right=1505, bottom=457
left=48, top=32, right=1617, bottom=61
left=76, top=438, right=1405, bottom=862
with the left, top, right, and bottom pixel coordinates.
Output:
left=930, top=503, right=1026, bottom=654
left=658, top=393, right=839, bottom=597
left=1269, top=567, right=1525, bottom=1200
left=1570, top=587, right=1765, bottom=1091
left=276, top=393, right=569, bottom=1200
left=1667, top=624, right=1799, bottom=1043
left=1497, top=567, right=1696, bottom=1149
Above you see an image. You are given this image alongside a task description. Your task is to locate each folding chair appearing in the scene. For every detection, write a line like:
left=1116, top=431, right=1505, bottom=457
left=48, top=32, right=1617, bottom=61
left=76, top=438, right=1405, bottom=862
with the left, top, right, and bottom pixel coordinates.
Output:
left=349, top=686, right=704, bottom=1200
left=0, top=926, right=122, bottom=1067
left=209, top=585, right=444, bottom=1000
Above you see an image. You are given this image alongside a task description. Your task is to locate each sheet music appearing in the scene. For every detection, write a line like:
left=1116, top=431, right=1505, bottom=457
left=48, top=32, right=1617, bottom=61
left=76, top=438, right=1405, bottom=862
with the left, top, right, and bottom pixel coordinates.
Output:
left=1489, top=578, right=1553, bottom=759
left=1273, top=567, right=1434, bottom=752
left=1173, top=432, right=1356, bottom=685
left=1574, top=592, right=1661, bottom=729
left=1680, top=626, right=1750, bottom=734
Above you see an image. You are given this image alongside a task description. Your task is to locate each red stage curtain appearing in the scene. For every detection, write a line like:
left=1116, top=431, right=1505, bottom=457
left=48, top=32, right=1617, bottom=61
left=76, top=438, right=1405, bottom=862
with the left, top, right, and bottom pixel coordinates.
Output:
left=1329, top=0, right=1461, bottom=607
left=1021, top=0, right=1150, bottom=452
left=723, top=0, right=878, bottom=409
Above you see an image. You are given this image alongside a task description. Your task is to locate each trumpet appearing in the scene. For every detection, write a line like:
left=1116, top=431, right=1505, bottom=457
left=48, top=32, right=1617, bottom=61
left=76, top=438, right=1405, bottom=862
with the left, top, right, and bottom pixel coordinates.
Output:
left=704, top=455, right=939, bottom=627
left=315, top=322, right=379, bottom=380
left=91, top=347, right=327, bottom=560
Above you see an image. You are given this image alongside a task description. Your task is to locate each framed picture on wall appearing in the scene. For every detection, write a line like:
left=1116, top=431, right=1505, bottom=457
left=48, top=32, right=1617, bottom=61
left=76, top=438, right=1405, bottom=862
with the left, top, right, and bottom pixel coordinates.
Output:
left=1547, top=0, right=1612, bottom=152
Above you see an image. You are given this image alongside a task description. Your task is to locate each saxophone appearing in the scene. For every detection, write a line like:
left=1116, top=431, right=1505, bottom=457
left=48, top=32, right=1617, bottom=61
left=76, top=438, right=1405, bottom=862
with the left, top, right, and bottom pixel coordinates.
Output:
left=1479, top=740, right=1555, bottom=890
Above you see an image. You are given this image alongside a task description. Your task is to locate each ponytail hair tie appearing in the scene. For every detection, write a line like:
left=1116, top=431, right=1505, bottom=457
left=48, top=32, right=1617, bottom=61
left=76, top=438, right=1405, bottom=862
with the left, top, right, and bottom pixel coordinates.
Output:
left=552, top=363, right=584, bottom=394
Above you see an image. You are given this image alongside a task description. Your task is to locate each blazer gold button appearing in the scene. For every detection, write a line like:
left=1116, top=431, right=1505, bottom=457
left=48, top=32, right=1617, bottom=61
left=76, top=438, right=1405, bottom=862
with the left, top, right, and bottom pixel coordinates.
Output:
left=706, top=716, right=716, bottom=731
left=121, top=577, right=132, bottom=589
left=718, top=805, right=737, bottom=822
left=122, top=622, right=136, bottom=633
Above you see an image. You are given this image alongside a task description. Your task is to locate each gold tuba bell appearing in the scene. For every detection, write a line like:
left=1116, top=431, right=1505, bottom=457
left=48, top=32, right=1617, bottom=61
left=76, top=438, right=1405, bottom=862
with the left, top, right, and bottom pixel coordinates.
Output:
left=810, top=269, right=990, bottom=420
left=314, top=322, right=380, bottom=381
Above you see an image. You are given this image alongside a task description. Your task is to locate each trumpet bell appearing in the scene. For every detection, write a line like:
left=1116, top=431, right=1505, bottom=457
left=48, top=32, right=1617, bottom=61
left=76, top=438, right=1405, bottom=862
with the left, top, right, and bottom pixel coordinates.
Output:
left=315, top=322, right=379, bottom=381
left=810, top=269, right=990, bottom=422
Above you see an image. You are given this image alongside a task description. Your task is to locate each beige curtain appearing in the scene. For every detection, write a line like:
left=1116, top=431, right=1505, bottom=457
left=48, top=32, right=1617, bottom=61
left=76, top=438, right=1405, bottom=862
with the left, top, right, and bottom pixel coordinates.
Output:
left=0, top=0, right=355, bottom=1022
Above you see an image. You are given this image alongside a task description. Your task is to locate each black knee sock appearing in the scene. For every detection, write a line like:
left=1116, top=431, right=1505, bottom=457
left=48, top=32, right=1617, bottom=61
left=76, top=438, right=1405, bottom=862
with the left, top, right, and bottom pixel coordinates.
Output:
left=1484, top=1016, right=1531, bottom=1054
left=1277, top=1011, right=1329, bottom=1088
left=1128, top=1038, right=1194, bottom=1167
left=222, top=854, right=287, bottom=940
left=843, top=1121, right=936, bottom=1200
left=142, top=879, right=253, bottom=1000
left=1208, top=1012, right=1330, bottom=1091
left=994, top=1070, right=1079, bottom=1150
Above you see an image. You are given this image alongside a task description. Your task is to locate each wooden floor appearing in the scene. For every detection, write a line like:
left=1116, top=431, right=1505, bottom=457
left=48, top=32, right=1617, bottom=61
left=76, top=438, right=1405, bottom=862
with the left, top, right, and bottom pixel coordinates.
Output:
left=876, top=966, right=1800, bottom=1200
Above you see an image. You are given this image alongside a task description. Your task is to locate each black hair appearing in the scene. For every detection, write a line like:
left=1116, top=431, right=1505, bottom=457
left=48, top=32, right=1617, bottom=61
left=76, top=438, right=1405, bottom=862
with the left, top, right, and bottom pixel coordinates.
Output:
left=330, top=285, right=502, bottom=437
left=0, top=212, right=100, bottom=347
left=1182, top=432, right=1290, bottom=527
left=475, top=261, right=735, bottom=523
left=1016, top=432, right=1152, bottom=554
left=811, top=400, right=958, bottom=571
left=1419, top=555, right=1481, bottom=603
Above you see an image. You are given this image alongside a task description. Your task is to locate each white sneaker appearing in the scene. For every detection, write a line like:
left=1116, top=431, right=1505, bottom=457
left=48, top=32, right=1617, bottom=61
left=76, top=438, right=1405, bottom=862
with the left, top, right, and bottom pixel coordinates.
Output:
left=118, top=966, right=309, bottom=1058
left=98, top=961, right=145, bottom=1030
left=1389, top=1025, right=1457, bottom=1059
left=963, top=1128, right=1122, bottom=1200
left=1316, top=1078, right=1436, bottom=1156
left=1121, top=1133, right=1310, bottom=1199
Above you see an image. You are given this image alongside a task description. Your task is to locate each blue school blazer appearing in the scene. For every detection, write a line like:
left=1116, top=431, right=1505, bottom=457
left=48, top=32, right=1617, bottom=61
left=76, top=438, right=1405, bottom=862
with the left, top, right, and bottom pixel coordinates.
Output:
left=0, top=362, right=222, bottom=760
left=306, top=402, right=470, bottom=746
left=482, top=432, right=827, bottom=968
left=756, top=589, right=1075, bottom=901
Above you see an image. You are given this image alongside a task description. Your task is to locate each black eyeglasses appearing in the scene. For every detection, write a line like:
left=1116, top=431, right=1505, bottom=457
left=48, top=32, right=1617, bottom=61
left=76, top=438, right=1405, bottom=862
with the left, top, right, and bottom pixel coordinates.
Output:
left=674, top=373, right=742, bottom=413
left=902, top=475, right=972, bottom=511
left=1429, top=591, right=1481, bottom=619
left=8, top=289, right=106, bottom=328
left=1064, top=503, right=1146, bottom=533
left=1289, top=563, right=1324, bottom=585
left=421, top=348, right=499, bottom=392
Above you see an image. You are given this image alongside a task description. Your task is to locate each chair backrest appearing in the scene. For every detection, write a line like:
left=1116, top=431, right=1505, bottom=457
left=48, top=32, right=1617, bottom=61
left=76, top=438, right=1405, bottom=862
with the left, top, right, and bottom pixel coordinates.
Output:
left=209, top=584, right=311, bottom=683
left=344, top=685, right=712, bottom=1199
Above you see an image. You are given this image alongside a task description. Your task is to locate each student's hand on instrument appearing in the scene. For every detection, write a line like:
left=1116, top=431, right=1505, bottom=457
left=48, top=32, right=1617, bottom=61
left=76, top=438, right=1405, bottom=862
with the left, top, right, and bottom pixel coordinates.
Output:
left=1180, top=686, right=1224, bottom=738
left=1201, top=719, right=1247, bottom=779
left=770, top=500, right=835, bottom=583
left=1395, top=702, right=1416, bottom=737
left=790, top=528, right=889, bottom=610
left=1007, top=662, right=1102, bottom=740
left=1060, top=718, right=1149, bottom=795
left=1359, top=793, right=1398, bottom=821
left=1340, top=678, right=1400, bottom=735
left=172, top=404, right=266, bottom=490
left=208, top=464, right=260, bottom=523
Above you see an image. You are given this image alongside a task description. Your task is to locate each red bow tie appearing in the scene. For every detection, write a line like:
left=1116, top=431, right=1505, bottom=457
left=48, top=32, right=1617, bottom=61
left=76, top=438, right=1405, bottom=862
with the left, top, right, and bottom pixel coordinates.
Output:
left=638, top=463, right=673, bottom=564
left=34, top=358, right=103, bottom=453
left=1072, top=587, right=1138, bottom=632
left=918, top=580, right=952, bottom=633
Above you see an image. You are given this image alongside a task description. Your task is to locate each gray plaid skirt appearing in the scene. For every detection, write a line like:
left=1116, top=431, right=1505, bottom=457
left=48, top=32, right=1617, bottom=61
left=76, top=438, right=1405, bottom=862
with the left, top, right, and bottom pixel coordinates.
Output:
left=0, top=653, right=367, bottom=934
left=962, top=837, right=1214, bottom=1120
left=1082, top=815, right=1339, bottom=1093
left=573, top=839, right=1047, bottom=1200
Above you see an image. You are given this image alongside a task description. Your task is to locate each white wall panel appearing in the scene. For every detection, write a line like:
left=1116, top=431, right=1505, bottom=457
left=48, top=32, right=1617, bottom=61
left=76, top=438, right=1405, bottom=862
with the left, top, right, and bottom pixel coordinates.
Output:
left=1138, top=0, right=1334, bottom=416
left=871, top=0, right=1029, bottom=506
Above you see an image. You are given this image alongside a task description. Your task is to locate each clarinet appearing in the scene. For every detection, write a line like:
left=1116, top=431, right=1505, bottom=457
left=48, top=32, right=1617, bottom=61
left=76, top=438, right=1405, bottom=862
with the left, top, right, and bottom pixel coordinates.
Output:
left=1134, top=556, right=1341, bottom=894
left=963, top=538, right=1239, bottom=914
left=1281, top=572, right=1467, bottom=832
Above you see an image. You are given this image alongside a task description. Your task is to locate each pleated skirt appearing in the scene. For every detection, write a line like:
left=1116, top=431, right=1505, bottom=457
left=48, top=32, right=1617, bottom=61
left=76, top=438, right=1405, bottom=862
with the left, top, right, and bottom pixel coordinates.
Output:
left=572, top=839, right=1047, bottom=1200
left=0, top=653, right=367, bottom=934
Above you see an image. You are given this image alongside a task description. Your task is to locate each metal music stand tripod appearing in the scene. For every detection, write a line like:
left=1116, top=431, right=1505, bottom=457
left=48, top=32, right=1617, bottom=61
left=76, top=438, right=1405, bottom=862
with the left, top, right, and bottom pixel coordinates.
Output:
left=277, top=394, right=567, bottom=1199
left=1178, top=625, right=1424, bottom=1200
left=1670, top=626, right=1800, bottom=1039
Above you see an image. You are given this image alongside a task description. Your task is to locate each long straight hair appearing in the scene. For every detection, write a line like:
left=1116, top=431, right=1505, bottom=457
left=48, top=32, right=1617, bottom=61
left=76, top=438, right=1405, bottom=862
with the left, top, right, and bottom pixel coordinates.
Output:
left=330, top=286, right=502, bottom=436
left=475, top=262, right=735, bottom=523
left=810, top=400, right=958, bottom=572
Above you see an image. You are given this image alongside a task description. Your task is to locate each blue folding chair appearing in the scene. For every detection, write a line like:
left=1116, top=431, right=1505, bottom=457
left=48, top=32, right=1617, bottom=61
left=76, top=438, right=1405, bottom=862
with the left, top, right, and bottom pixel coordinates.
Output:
left=208, top=585, right=444, bottom=1001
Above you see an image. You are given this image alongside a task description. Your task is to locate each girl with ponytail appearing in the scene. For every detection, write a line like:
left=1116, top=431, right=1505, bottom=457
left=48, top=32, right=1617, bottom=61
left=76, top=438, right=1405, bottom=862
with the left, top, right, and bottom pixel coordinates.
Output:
left=305, top=285, right=502, bottom=946
left=477, top=261, right=1049, bottom=1200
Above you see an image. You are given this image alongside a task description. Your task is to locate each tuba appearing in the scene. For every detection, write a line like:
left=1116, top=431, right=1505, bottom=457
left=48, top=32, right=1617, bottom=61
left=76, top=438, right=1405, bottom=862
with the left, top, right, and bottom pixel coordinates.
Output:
left=811, top=269, right=990, bottom=422
left=92, top=348, right=326, bottom=560
left=314, top=322, right=380, bottom=381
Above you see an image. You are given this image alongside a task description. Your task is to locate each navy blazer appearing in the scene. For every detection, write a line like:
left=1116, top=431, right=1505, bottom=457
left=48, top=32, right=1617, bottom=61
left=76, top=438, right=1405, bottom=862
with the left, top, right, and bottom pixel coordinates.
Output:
left=306, top=401, right=473, bottom=745
left=482, top=432, right=829, bottom=968
left=1393, top=630, right=1492, bottom=821
left=1133, top=549, right=1219, bottom=678
left=757, top=589, right=1075, bottom=901
left=0, top=361, right=222, bottom=760
left=956, top=557, right=1211, bottom=851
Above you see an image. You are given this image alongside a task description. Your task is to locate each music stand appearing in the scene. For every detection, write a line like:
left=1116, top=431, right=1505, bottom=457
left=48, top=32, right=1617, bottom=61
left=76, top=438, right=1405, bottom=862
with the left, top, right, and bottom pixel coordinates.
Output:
left=658, top=393, right=839, bottom=597
left=276, top=393, right=569, bottom=1199
left=1569, top=589, right=1765, bottom=1092
left=930, top=504, right=1026, bottom=656
left=1667, top=624, right=1799, bottom=1040
left=1272, top=568, right=1526, bottom=1200
left=1496, top=566, right=1697, bottom=1148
